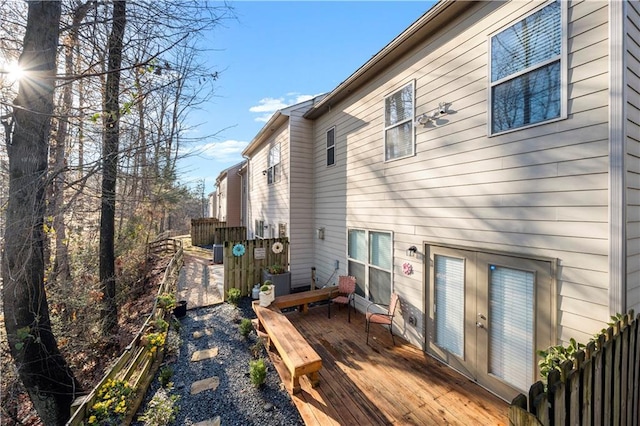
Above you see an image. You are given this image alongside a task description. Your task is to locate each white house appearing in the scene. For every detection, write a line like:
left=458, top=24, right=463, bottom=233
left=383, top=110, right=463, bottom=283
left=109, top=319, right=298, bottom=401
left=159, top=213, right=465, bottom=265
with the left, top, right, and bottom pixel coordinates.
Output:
left=241, top=96, right=325, bottom=290
left=296, top=0, right=639, bottom=402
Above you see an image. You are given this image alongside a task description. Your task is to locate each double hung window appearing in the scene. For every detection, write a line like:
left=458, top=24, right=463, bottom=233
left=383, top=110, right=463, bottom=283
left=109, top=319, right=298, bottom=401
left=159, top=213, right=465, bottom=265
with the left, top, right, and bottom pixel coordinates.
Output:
left=384, top=82, right=414, bottom=161
left=267, top=144, right=280, bottom=184
left=326, top=127, right=335, bottom=166
left=348, top=229, right=392, bottom=304
left=490, top=0, right=564, bottom=134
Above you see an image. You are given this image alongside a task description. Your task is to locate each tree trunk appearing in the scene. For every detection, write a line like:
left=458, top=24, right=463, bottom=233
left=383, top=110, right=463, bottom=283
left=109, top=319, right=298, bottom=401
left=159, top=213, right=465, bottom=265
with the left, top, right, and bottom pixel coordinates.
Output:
left=2, top=2, right=81, bottom=424
left=99, top=0, right=126, bottom=336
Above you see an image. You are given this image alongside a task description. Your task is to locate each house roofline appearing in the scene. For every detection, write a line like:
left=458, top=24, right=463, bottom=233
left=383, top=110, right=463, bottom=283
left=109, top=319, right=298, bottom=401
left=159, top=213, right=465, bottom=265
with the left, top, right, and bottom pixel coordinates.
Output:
left=242, top=94, right=327, bottom=157
left=304, top=0, right=473, bottom=120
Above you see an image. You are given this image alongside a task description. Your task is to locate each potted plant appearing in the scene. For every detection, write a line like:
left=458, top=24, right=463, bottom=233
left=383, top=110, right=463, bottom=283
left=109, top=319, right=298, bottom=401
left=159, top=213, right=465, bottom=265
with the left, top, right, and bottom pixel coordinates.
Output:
left=262, top=264, right=291, bottom=296
left=259, top=281, right=275, bottom=307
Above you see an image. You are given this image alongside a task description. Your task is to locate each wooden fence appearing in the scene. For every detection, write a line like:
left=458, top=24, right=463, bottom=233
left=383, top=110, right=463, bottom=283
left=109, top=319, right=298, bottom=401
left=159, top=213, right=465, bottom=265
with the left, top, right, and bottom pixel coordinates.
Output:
left=223, top=238, right=289, bottom=298
left=508, top=311, right=639, bottom=426
left=213, top=226, right=246, bottom=245
left=66, top=239, right=184, bottom=425
left=147, top=236, right=182, bottom=255
left=190, top=218, right=225, bottom=246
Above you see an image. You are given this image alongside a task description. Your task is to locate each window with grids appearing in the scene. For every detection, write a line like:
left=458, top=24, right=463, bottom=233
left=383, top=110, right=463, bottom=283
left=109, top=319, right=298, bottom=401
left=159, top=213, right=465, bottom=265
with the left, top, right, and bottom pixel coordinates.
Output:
left=326, top=127, right=335, bottom=166
left=255, top=219, right=264, bottom=238
left=490, top=0, right=563, bottom=134
left=384, top=82, right=414, bottom=161
left=348, top=229, right=392, bottom=304
left=267, top=144, right=280, bottom=184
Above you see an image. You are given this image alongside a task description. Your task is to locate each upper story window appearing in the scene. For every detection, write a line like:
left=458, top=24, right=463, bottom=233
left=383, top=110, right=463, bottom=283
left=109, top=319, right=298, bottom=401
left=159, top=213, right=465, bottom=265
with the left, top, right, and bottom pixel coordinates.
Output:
left=267, top=143, right=280, bottom=184
left=384, top=81, right=414, bottom=161
left=490, top=0, right=564, bottom=134
left=326, top=127, right=335, bottom=166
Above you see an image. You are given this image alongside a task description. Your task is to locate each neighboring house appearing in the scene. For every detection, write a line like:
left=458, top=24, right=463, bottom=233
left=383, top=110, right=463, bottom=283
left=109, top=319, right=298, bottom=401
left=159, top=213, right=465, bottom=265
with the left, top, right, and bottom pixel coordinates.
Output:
left=208, top=191, right=217, bottom=218
left=242, top=95, right=325, bottom=290
left=296, top=0, right=639, bottom=402
left=214, top=161, right=245, bottom=226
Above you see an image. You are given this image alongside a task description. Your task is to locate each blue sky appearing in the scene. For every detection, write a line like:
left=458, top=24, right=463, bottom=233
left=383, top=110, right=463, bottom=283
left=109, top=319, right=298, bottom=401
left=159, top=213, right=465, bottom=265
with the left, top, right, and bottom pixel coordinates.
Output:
left=181, top=1, right=435, bottom=195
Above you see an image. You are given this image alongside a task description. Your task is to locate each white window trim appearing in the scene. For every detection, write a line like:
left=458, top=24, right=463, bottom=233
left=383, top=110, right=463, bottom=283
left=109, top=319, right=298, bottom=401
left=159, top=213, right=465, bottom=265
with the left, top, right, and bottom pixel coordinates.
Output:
left=267, top=143, right=280, bottom=185
left=487, top=0, right=567, bottom=137
left=347, top=228, right=394, bottom=304
left=326, top=126, right=336, bottom=167
left=383, top=80, right=415, bottom=162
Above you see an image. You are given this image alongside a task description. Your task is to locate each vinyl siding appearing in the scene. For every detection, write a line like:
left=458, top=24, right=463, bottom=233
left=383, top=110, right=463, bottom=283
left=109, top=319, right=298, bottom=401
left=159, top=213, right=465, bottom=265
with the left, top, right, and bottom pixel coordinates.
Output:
left=248, top=123, right=290, bottom=239
left=312, top=0, right=611, bottom=345
left=288, top=106, right=316, bottom=288
left=626, top=0, right=640, bottom=312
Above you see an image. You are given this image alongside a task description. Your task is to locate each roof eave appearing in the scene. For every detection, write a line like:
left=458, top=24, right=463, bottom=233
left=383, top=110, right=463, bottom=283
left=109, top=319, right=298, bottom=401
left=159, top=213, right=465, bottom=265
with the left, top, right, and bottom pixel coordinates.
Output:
left=304, top=0, right=473, bottom=120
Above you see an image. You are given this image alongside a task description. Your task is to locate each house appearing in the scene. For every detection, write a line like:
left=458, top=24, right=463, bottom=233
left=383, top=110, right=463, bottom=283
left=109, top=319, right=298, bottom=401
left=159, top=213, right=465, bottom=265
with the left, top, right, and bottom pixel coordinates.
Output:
left=241, top=96, right=325, bottom=291
left=207, top=190, right=217, bottom=218
left=214, top=161, right=246, bottom=227
left=292, top=0, right=639, bottom=402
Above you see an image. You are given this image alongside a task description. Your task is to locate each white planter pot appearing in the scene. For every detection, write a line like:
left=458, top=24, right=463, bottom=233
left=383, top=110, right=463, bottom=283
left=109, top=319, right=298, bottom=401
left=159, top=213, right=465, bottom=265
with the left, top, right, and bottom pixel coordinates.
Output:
left=259, top=286, right=275, bottom=307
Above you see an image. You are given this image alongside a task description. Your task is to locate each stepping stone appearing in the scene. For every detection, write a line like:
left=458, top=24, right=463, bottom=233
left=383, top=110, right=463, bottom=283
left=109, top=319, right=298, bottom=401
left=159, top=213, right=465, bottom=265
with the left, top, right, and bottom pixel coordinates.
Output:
left=194, top=313, right=214, bottom=322
left=193, top=418, right=220, bottom=426
left=190, top=376, right=220, bottom=395
left=191, top=347, right=219, bottom=362
left=192, top=328, right=213, bottom=339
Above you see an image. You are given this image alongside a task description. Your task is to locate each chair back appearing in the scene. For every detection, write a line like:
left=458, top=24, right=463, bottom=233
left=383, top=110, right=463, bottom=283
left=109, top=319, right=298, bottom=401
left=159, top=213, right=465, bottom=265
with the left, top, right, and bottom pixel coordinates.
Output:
left=338, top=275, right=356, bottom=294
left=388, top=292, right=400, bottom=316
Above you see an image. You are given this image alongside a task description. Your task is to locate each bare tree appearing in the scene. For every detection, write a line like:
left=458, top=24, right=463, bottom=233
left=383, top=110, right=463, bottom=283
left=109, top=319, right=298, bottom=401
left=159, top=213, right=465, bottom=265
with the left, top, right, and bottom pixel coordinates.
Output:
left=99, top=0, right=126, bottom=336
left=2, top=1, right=81, bottom=423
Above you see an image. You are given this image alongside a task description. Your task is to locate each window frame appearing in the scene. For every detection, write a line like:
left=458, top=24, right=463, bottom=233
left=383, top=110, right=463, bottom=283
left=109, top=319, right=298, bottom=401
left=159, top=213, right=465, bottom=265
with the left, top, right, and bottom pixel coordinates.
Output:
left=488, top=0, right=567, bottom=136
left=383, top=81, right=415, bottom=162
left=326, top=127, right=335, bottom=167
left=255, top=219, right=265, bottom=239
left=347, top=228, right=393, bottom=304
left=267, top=143, right=281, bottom=185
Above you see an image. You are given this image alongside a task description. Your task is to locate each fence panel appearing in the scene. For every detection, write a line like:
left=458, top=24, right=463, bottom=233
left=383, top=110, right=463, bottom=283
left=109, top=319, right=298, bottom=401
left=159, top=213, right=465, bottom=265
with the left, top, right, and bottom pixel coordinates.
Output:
left=190, top=218, right=225, bottom=246
left=223, top=238, right=289, bottom=298
left=213, top=226, right=246, bottom=244
left=508, top=312, right=640, bottom=426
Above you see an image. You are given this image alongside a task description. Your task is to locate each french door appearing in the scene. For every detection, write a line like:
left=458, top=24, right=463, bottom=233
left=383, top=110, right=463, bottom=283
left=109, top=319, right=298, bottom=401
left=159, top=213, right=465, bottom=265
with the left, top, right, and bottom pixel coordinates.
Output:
left=426, top=245, right=553, bottom=401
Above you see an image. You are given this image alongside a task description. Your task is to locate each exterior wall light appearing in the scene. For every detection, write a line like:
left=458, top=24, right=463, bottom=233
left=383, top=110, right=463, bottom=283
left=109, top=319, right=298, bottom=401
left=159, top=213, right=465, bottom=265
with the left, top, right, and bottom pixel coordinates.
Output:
left=406, top=246, right=417, bottom=257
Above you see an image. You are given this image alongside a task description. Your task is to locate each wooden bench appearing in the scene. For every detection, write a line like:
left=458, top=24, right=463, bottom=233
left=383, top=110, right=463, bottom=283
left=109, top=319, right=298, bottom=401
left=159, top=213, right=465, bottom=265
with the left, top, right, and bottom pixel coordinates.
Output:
left=252, top=300, right=322, bottom=394
left=272, top=286, right=336, bottom=313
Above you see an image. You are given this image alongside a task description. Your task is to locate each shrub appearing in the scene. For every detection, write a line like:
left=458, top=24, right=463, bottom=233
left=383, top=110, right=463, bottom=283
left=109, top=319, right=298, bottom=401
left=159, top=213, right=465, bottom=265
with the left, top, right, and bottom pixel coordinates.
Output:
left=266, top=264, right=285, bottom=274
left=537, top=338, right=584, bottom=383
left=250, top=338, right=265, bottom=359
left=87, top=379, right=134, bottom=425
left=239, top=318, right=253, bottom=338
left=156, top=293, right=176, bottom=310
left=158, top=366, right=173, bottom=388
left=138, top=386, right=180, bottom=426
left=153, top=318, right=168, bottom=332
left=227, top=288, right=241, bottom=306
left=143, top=332, right=166, bottom=353
left=249, top=358, right=267, bottom=387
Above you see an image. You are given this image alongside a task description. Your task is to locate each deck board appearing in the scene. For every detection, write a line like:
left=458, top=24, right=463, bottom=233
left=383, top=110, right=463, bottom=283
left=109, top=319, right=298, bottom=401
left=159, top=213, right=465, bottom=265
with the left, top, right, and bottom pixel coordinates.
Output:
left=269, top=304, right=508, bottom=426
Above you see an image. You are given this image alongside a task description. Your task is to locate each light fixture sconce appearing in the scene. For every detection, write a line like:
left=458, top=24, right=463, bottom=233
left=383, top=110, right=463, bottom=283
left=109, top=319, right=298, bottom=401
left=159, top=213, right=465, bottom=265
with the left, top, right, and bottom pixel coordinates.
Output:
left=262, top=170, right=267, bottom=176
left=415, top=101, right=450, bottom=127
left=317, top=227, right=325, bottom=240
left=406, top=246, right=417, bottom=257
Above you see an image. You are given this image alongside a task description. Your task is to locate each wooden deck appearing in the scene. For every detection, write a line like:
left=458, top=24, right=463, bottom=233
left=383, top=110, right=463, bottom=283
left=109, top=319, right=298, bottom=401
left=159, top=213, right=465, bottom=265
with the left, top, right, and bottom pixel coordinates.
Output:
left=269, top=304, right=508, bottom=426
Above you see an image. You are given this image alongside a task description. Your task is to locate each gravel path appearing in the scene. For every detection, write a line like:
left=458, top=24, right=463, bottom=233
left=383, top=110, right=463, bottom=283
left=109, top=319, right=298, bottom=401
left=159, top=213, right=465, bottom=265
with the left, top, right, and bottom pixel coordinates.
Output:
left=133, top=297, right=304, bottom=425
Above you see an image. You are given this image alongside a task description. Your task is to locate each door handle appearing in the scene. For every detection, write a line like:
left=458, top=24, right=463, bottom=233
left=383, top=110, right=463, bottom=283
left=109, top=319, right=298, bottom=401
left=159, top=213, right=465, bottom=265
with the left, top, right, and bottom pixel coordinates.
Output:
left=476, top=322, right=485, bottom=329
left=478, top=313, right=486, bottom=320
